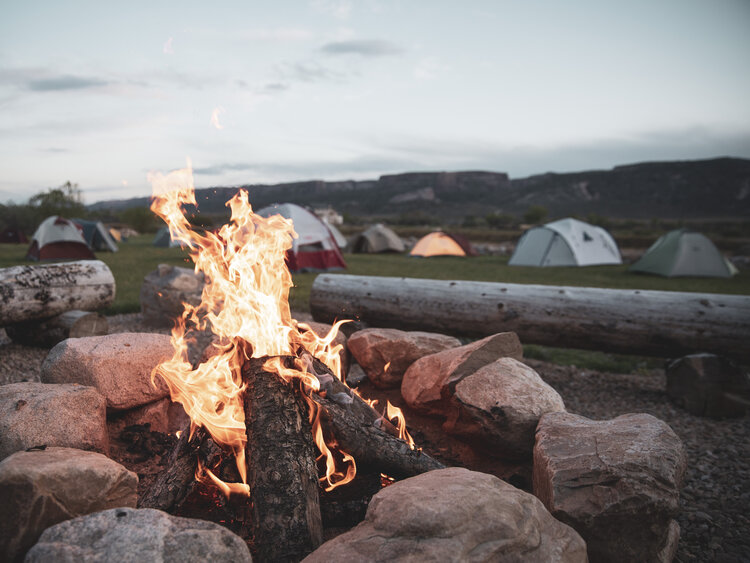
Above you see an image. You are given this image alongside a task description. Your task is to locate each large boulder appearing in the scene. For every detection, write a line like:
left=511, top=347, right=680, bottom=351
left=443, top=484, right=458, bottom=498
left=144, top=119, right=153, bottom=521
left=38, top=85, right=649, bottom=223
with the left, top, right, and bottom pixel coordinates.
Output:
left=347, top=328, right=461, bottom=388
left=401, top=332, right=523, bottom=414
left=443, top=357, right=565, bottom=459
left=0, top=382, right=108, bottom=461
left=140, top=264, right=204, bottom=327
left=665, top=353, right=750, bottom=417
left=0, top=447, right=137, bottom=562
left=304, top=467, right=587, bottom=562
left=41, top=333, right=173, bottom=411
left=533, top=412, right=687, bottom=563
left=25, top=507, right=252, bottom=562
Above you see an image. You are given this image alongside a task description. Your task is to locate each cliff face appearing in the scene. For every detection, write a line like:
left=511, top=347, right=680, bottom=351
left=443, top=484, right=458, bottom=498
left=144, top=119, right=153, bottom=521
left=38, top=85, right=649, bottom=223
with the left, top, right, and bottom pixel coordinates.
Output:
left=90, top=158, right=750, bottom=219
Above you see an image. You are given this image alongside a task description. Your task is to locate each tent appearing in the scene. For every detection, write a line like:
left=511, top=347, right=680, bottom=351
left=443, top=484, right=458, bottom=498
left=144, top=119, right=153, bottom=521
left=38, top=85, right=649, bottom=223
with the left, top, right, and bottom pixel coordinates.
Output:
left=73, top=219, right=119, bottom=252
left=629, top=229, right=738, bottom=278
left=153, top=226, right=183, bottom=248
left=255, top=203, right=347, bottom=272
left=509, top=218, right=622, bottom=267
left=324, top=220, right=348, bottom=250
left=26, top=216, right=96, bottom=261
left=352, top=224, right=405, bottom=253
left=409, top=231, right=477, bottom=257
left=0, top=227, right=28, bottom=244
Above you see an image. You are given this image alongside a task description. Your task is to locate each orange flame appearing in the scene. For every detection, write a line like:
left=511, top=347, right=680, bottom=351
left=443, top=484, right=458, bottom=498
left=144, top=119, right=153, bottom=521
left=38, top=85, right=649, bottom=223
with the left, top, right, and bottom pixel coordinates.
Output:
left=385, top=400, right=416, bottom=450
left=149, top=161, right=356, bottom=496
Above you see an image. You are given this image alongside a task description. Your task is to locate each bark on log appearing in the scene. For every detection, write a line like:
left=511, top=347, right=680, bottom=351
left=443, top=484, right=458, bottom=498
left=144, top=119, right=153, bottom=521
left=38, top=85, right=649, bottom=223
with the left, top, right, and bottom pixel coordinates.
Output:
left=5, top=310, right=108, bottom=347
left=306, top=355, right=445, bottom=479
left=0, top=260, right=115, bottom=326
left=310, top=274, right=750, bottom=363
left=242, top=357, right=323, bottom=562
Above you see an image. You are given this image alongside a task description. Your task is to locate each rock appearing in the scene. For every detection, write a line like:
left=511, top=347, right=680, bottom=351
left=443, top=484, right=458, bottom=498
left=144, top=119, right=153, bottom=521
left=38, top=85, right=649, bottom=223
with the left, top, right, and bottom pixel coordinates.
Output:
left=298, top=320, right=350, bottom=378
left=345, top=362, right=368, bottom=388
left=402, top=332, right=523, bottom=414
left=666, top=353, right=750, bottom=418
left=107, top=397, right=171, bottom=435
left=0, top=447, right=137, bottom=562
left=533, top=411, right=687, bottom=563
left=348, top=328, right=462, bottom=388
left=304, top=467, right=587, bottom=563
left=0, top=382, right=108, bottom=461
left=443, top=357, right=565, bottom=459
left=41, top=333, right=173, bottom=411
left=25, top=507, right=252, bottom=562
left=140, top=264, right=204, bottom=327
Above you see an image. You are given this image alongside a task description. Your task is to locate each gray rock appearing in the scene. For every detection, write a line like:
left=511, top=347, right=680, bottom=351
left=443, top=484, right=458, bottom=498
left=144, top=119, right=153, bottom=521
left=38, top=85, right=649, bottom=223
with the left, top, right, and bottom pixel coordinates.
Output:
left=533, top=411, right=687, bottom=563
left=348, top=328, right=461, bottom=388
left=41, top=333, right=173, bottom=411
left=304, top=467, right=587, bottom=563
left=666, top=353, right=750, bottom=418
left=140, top=264, right=204, bottom=327
left=25, top=507, right=252, bottom=562
left=443, top=357, right=565, bottom=460
left=0, top=447, right=137, bottom=562
left=0, top=382, right=108, bottom=461
left=402, top=332, right=524, bottom=414
left=107, top=397, right=172, bottom=435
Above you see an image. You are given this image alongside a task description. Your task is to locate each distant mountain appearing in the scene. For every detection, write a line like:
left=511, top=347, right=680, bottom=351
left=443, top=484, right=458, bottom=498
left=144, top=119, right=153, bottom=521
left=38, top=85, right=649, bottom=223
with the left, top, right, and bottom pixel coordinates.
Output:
left=89, top=157, right=750, bottom=220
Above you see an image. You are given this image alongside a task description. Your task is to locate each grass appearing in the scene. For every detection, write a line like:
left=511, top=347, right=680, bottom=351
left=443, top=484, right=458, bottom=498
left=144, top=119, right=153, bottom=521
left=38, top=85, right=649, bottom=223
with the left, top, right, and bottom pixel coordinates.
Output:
left=3, top=237, right=748, bottom=372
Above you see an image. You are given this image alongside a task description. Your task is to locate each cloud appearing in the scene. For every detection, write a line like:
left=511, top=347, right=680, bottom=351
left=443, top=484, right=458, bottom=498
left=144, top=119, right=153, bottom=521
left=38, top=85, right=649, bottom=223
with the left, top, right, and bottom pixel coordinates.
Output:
left=320, top=39, right=403, bottom=57
left=310, top=0, right=352, bottom=20
left=414, top=57, right=449, bottom=80
left=26, top=74, right=110, bottom=92
left=275, top=61, right=348, bottom=83
left=163, top=37, right=175, bottom=54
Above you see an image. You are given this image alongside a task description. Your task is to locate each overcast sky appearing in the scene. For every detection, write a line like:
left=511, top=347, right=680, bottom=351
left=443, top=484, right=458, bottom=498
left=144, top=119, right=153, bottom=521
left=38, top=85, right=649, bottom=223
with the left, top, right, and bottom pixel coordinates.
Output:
left=1, top=0, right=749, bottom=205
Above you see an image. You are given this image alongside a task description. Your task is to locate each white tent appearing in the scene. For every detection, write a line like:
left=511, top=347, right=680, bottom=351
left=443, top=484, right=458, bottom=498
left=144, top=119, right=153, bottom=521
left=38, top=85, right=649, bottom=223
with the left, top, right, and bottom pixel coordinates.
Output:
left=509, top=218, right=622, bottom=267
left=323, top=220, right=347, bottom=249
left=26, top=216, right=96, bottom=261
left=255, top=203, right=346, bottom=272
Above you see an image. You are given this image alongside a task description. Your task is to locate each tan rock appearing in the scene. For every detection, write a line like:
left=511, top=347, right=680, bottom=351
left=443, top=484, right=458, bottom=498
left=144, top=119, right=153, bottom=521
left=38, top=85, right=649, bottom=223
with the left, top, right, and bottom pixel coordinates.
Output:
left=0, top=447, right=137, bottom=561
left=304, top=467, right=587, bottom=563
left=140, top=264, right=204, bottom=327
left=533, top=411, right=687, bottom=563
left=401, top=332, right=524, bottom=414
left=41, top=333, right=173, bottom=411
left=348, top=328, right=461, bottom=388
left=0, top=382, right=108, bottom=461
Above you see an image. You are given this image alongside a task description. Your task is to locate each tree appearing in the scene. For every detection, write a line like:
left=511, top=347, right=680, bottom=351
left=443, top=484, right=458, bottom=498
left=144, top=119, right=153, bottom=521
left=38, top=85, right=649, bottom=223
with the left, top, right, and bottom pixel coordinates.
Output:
left=118, top=206, right=161, bottom=233
left=523, top=205, right=548, bottom=225
left=28, top=181, right=86, bottom=218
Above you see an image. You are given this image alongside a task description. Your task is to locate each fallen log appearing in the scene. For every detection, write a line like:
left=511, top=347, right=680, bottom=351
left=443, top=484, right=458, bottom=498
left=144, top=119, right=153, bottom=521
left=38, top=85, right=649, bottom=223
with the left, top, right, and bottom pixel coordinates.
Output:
left=5, top=310, right=108, bottom=347
left=310, top=274, right=750, bottom=363
left=0, top=260, right=115, bottom=326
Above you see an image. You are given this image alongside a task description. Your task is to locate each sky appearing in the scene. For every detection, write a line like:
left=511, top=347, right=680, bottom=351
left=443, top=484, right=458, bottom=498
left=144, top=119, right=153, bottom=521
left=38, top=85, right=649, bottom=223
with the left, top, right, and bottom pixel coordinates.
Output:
left=1, top=0, right=749, bottom=205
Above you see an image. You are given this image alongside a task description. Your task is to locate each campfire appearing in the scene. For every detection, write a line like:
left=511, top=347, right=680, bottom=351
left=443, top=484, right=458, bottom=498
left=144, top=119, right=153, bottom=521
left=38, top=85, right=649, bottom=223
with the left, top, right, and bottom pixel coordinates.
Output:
left=139, top=162, right=442, bottom=561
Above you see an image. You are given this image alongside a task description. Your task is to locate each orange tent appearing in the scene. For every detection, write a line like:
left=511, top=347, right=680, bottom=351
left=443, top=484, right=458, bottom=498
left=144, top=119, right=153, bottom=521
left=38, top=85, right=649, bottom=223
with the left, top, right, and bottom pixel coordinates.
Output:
left=409, top=232, right=477, bottom=257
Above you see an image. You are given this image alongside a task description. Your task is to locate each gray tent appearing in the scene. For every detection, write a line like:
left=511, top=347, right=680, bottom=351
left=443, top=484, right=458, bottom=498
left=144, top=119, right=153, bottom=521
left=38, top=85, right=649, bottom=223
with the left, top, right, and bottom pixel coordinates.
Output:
left=509, top=218, right=621, bottom=267
left=629, top=229, right=738, bottom=278
left=73, top=219, right=119, bottom=252
left=352, top=224, right=405, bottom=253
left=153, top=226, right=183, bottom=248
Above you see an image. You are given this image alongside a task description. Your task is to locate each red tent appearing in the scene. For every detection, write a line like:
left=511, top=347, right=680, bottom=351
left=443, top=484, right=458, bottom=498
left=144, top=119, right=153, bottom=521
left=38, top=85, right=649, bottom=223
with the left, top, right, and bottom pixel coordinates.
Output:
left=26, top=216, right=95, bottom=261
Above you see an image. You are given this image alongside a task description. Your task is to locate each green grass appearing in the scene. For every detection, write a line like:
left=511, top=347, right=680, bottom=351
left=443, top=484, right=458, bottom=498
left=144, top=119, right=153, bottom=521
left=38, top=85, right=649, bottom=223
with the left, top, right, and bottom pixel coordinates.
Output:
left=3, top=239, right=748, bottom=372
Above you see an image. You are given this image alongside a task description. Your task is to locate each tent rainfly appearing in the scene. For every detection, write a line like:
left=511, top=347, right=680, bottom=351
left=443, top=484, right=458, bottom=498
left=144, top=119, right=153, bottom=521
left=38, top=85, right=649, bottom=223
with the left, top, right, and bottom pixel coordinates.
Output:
left=26, top=216, right=96, bottom=261
left=73, top=219, right=119, bottom=252
left=409, top=231, right=477, bottom=257
left=352, top=224, right=405, bottom=253
left=509, top=218, right=622, bottom=267
left=629, top=229, right=738, bottom=278
left=255, top=203, right=347, bottom=272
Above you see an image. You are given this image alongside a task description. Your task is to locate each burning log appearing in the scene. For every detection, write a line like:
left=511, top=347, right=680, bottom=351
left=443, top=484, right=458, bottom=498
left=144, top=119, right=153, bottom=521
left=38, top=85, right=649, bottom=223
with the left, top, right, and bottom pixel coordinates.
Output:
left=310, top=274, right=750, bottom=363
left=0, top=260, right=115, bottom=326
left=5, top=310, right=108, bottom=347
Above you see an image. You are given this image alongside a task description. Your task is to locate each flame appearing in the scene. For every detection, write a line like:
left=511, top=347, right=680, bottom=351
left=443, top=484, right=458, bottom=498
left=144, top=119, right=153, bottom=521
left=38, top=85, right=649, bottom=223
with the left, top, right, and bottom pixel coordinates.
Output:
left=149, top=161, right=357, bottom=496
left=385, top=400, right=416, bottom=450
left=383, top=361, right=391, bottom=372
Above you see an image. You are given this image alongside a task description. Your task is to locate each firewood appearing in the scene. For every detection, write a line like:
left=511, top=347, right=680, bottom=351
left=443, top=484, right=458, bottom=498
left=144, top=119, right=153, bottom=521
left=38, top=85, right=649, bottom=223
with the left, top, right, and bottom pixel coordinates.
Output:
left=0, top=260, right=115, bottom=326
left=5, top=310, right=108, bottom=347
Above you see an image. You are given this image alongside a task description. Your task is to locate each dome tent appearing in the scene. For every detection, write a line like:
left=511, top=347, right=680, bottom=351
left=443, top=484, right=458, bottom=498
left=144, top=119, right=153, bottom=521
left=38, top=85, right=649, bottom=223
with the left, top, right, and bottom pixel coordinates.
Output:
left=255, top=203, right=346, bottom=272
left=409, top=231, right=477, bottom=257
left=352, top=224, right=405, bottom=253
left=73, top=218, right=119, bottom=252
left=629, top=229, right=738, bottom=278
left=509, top=218, right=621, bottom=267
left=26, top=216, right=95, bottom=261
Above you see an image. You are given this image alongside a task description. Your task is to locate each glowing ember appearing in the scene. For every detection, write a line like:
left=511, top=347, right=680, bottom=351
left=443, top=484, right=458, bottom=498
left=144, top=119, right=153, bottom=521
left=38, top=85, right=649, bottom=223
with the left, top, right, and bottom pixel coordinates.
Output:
left=149, top=160, right=356, bottom=495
